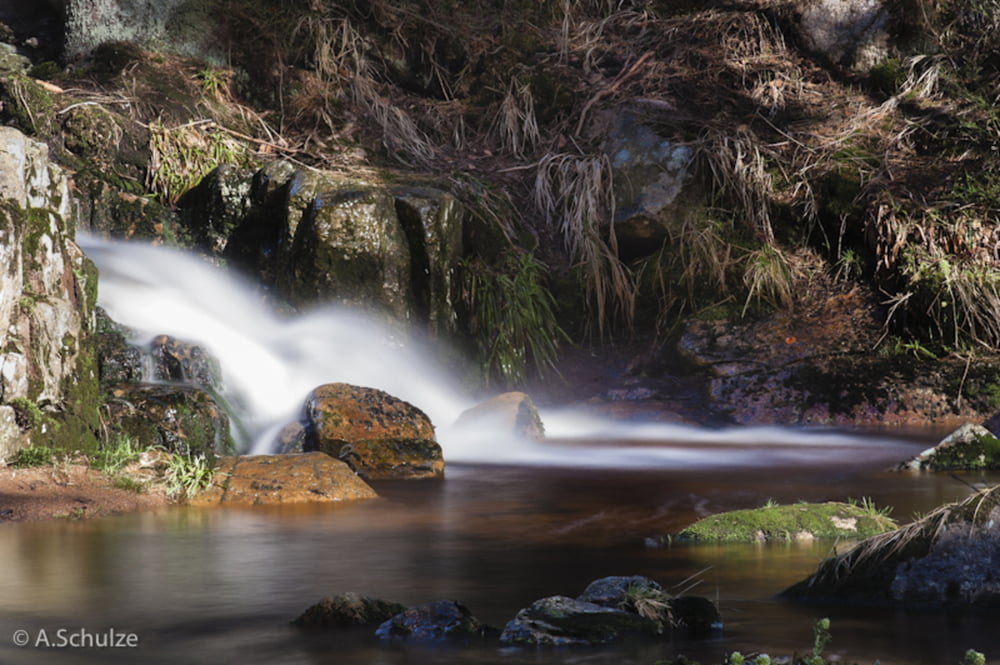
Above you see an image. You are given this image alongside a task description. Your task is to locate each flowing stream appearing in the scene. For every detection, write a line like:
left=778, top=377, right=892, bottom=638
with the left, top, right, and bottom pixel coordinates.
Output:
left=3, top=237, right=997, bottom=664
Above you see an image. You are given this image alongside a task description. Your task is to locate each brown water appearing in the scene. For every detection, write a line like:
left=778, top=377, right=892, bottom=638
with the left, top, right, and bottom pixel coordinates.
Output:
left=1, top=431, right=998, bottom=665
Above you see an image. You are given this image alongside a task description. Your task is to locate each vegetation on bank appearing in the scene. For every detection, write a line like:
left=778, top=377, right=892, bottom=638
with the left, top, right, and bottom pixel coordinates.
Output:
left=3, top=0, right=999, bottom=391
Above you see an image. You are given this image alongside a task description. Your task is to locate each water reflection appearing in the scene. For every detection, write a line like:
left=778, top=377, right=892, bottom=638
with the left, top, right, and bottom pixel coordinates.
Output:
left=0, top=438, right=997, bottom=665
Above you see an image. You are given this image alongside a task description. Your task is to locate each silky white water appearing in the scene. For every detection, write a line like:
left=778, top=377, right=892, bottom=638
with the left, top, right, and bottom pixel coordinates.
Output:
left=80, top=236, right=921, bottom=466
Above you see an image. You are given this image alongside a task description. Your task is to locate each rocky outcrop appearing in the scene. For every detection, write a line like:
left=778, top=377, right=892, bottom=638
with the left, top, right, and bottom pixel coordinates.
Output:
left=676, top=288, right=1000, bottom=427
left=782, top=485, right=1000, bottom=607
left=375, top=600, right=485, bottom=644
left=303, top=383, right=443, bottom=480
left=63, top=0, right=224, bottom=63
left=293, top=593, right=407, bottom=628
left=0, top=125, right=101, bottom=459
left=452, top=391, right=545, bottom=440
left=148, top=334, right=220, bottom=388
left=189, top=452, right=378, bottom=506
left=101, top=383, right=234, bottom=458
left=179, top=162, right=464, bottom=333
left=896, top=423, right=1000, bottom=471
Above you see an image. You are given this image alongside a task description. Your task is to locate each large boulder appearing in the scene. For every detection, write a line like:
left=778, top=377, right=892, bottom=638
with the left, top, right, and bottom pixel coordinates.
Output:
left=782, top=485, right=1000, bottom=607
left=189, top=452, right=378, bottom=506
left=375, top=600, right=484, bottom=644
left=0, top=126, right=102, bottom=458
left=788, top=0, right=889, bottom=70
left=303, top=383, right=443, bottom=480
left=63, top=0, right=224, bottom=63
left=897, top=423, right=1000, bottom=471
left=180, top=163, right=465, bottom=334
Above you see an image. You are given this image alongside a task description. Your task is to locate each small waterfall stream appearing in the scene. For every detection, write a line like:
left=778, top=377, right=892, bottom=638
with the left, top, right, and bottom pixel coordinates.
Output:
left=81, top=235, right=924, bottom=467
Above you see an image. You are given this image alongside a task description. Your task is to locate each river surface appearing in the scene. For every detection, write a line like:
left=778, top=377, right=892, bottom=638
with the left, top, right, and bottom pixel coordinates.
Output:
left=2, top=432, right=999, bottom=665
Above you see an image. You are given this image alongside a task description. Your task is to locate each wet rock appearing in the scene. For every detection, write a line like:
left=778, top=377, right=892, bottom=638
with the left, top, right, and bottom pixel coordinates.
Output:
left=671, top=501, right=896, bottom=543
left=293, top=593, right=407, bottom=628
left=177, top=164, right=254, bottom=255
left=279, top=185, right=412, bottom=319
left=338, top=438, right=444, bottom=480
left=499, top=595, right=658, bottom=646
left=149, top=334, right=221, bottom=389
left=669, top=596, right=723, bottom=638
left=189, top=452, right=378, bottom=506
left=577, top=575, right=664, bottom=607
left=897, top=423, right=1000, bottom=471
left=375, top=600, right=483, bottom=644
left=782, top=485, right=1000, bottom=607
left=304, top=383, right=441, bottom=479
left=102, top=384, right=234, bottom=458
left=452, top=392, right=545, bottom=440
left=94, top=307, right=143, bottom=386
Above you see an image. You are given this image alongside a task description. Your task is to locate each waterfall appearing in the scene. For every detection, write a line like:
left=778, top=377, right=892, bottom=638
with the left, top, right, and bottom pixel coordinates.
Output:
left=79, top=235, right=473, bottom=455
left=81, top=236, right=925, bottom=468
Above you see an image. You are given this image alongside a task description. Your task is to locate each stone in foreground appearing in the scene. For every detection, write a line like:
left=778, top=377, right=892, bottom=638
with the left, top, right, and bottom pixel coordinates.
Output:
left=189, top=453, right=378, bottom=506
left=293, top=593, right=406, bottom=628
left=375, top=600, right=484, bottom=644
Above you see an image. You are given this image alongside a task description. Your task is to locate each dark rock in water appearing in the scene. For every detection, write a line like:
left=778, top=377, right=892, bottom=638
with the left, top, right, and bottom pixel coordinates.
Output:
left=303, top=383, right=441, bottom=479
left=95, top=307, right=143, bottom=386
left=102, top=383, right=234, bottom=458
left=452, top=391, right=545, bottom=440
left=669, top=596, right=723, bottom=638
left=338, top=438, right=444, bottom=480
left=895, top=423, right=1000, bottom=471
left=782, top=485, right=1000, bottom=607
left=189, top=453, right=378, bottom=506
left=177, top=164, right=253, bottom=255
left=577, top=575, right=663, bottom=607
left=293, top=593, right=406, bottom=628
left=149, top=334, right=221, bottom=389
left=375, top=600, right=483, bottom=643
left=498, top=595, right=658, bottom=646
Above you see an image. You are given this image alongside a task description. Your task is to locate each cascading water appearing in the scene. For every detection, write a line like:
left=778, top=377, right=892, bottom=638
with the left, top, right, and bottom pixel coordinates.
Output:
left=80, top=235, right=924, bottom=468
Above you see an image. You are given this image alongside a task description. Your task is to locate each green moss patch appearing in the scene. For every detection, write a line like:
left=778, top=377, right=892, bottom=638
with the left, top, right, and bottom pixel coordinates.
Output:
left=675, top=501, right=897, bottom=543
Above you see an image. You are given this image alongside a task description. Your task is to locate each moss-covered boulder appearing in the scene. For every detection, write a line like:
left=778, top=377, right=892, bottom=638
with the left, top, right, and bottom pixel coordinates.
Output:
left=189, top=452, right=378, bottom=506
left=672, top=501, right=897, bottom=543
left=303, top=383, right=442, bottom=479
left=101, top=384, right=234, bottom=459
left=782, top=485, right=1000, bottom=606
left=896, top=423, right=1000, bottom=471
left=293, top=593, right=407, bottom=628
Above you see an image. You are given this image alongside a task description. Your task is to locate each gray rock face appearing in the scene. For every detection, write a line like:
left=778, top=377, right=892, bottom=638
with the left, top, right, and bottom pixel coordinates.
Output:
left=0, top=126, right=101, bottom=458
left=793, top=0, right=888, bottom=69
left=63, top=0, right=224, bottom=63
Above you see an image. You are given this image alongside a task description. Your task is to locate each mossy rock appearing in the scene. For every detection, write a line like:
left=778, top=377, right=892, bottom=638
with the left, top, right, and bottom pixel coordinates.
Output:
left=897, top=423, right=1000, bottom=471
left=674, top=501, right=897, bottom=543
left=293, top=593, right=407, bottom=628
left=0, top=73, right=55, bottom=137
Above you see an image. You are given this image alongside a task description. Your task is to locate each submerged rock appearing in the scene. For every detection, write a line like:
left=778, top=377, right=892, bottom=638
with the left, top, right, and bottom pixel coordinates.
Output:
left=670, top=501, right=896, bottom=543
left=293, top=593, right=406, bottom=628
left=452, top=391, right=545, bottom=440
left=148, top=334, right=222, bottom=389
left=189, top=452, right=378, bottom=506
left=896, top=423, right=1000, bottom=471
left=303, top=383, right=442, bottom=480
left=782, top=485, right=1000, bottom=606
left=375, top=600, right=484, bottom=644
